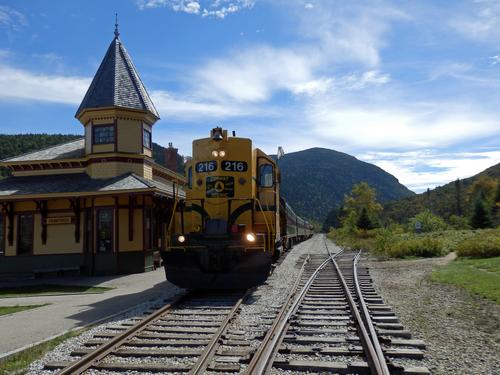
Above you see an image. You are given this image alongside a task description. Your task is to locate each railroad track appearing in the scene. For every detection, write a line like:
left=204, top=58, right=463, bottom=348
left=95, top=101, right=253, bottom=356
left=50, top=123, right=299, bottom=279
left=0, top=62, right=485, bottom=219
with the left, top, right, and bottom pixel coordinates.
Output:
left=44, top=236, right=429, bottom=374
left=46, top=290, right=252, bottom=374
left=245, top=239, right=430, bottom=375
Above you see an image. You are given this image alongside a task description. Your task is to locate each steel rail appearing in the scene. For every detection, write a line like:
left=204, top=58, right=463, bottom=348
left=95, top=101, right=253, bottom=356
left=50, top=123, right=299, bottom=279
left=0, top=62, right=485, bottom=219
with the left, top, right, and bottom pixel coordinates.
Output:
left=243, top=253, right=311, bottom=374
left=353, top=251, right=391, bottom=375
left=189, top=289, right=251, bottom=375
left=56, top=292, right=189, bottom=375
left=245, top=237, right=343, bottom=374
left=329, top=250, right=385, bottom=375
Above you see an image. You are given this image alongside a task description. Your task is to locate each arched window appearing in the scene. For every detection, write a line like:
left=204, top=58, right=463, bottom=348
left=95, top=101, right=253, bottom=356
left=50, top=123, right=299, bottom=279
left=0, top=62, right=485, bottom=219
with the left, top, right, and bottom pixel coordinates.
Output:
left=259, top=164, right=274, bottom=187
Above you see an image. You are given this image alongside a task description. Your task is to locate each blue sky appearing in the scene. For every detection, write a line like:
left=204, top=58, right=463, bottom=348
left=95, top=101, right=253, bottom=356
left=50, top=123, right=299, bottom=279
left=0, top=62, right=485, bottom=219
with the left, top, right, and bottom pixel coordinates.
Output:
left=0, top=0, right=499, bottom=192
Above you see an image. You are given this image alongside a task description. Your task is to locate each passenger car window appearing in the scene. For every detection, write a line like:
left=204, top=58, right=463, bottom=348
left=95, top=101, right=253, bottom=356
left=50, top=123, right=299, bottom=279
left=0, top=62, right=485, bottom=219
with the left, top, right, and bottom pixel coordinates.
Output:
left=259, top=164, right=274, bottom=187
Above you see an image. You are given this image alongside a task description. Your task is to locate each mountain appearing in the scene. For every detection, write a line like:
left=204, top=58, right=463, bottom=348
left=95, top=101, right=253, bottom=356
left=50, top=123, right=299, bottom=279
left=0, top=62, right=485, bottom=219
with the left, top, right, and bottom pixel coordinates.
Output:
left=277, top=148, right=415, bottom=222
left=0, top=134, right=184, bottom=174
left=383, top=162, right=500, bottom=223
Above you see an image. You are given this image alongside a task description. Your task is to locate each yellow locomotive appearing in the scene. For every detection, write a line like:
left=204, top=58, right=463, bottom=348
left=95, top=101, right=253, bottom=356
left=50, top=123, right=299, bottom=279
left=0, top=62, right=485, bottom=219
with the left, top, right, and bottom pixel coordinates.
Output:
left=162, top=128, right=313, bottom=289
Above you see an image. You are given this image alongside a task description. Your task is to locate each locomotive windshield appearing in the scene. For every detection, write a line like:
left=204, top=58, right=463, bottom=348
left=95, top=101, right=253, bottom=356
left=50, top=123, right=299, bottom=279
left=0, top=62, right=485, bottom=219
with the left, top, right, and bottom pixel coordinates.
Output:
left=259, top=164, right=274, bottom=187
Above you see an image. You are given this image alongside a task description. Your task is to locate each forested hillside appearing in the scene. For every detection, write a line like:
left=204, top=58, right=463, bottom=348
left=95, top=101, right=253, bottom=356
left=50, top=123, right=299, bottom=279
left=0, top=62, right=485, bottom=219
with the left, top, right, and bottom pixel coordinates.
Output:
left=382, top=163, right=500, bottom=223
left=0, top=134, right=184, bottom=174
left=0, top=134, right=82, bottom=162
left=277, top=148, right=414, bottom=222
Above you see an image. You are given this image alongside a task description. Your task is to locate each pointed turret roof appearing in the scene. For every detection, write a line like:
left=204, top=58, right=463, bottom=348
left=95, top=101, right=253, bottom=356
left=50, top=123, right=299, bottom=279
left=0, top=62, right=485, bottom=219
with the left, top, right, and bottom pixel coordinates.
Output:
left=76, top=32, right=159, bottom=119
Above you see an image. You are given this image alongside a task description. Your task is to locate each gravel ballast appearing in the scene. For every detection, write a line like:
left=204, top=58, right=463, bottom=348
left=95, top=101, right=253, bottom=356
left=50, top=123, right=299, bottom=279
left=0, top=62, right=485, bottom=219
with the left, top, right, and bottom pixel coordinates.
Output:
left=366, top=254, right=500, bottom=375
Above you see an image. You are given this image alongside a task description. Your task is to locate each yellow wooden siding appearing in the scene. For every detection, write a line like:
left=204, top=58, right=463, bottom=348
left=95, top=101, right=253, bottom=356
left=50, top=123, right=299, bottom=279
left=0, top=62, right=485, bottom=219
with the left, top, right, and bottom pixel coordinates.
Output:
left=85, top=124, right=92, bottom=155
left=87, top=161, right=147, bottom=179
left=12, top=169, right=86, bottom=177
left=34, top=213, right=83, bottom=255
left=93, top=197, right=115, bottom=206
left=48, top=199, right=71, bottom=210
left=118, top=208, right=143, bottom=252
left=92, top=144, right=115, bottom=154
left=117, top=119, right=142, bottom=154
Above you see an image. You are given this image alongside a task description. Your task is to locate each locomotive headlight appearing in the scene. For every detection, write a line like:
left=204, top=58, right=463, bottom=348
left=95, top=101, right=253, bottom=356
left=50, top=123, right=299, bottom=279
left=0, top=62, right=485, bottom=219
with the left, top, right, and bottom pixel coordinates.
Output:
left=178, top=235, right=186, bottom=243
left=211, top=150, right=219, bottom=157
left=246, top=233, right=256, bottom=242
left=219, top=150, right=226, bottom=157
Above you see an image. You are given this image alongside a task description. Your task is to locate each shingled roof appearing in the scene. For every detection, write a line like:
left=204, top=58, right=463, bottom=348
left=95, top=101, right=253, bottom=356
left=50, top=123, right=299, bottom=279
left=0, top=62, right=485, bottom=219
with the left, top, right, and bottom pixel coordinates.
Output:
left=1, top=138, right=85, bottom=163
left=75, top=34, right=160, bottom=119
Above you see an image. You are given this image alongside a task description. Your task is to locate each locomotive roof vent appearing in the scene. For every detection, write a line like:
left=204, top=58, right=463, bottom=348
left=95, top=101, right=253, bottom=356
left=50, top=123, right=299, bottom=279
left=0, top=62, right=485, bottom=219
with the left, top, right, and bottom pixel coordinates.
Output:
left=211, top=127, right=224, bottom=141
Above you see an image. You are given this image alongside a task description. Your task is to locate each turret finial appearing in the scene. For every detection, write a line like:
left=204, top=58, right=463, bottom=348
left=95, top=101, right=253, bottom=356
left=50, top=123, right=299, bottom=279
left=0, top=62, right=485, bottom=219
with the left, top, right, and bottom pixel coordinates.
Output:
left=114, top=13, right=120, bottom=38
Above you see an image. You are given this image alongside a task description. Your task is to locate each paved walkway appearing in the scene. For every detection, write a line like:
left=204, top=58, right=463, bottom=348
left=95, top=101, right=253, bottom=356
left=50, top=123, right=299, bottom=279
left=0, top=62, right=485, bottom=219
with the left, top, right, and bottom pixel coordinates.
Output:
left=0, top=269, right=182, bottom=356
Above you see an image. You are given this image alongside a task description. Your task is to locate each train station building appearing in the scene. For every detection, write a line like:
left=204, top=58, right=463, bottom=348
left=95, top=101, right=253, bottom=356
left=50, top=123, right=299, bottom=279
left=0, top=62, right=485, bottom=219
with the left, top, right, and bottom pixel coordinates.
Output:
left=0, top=28, right=185, bottom=277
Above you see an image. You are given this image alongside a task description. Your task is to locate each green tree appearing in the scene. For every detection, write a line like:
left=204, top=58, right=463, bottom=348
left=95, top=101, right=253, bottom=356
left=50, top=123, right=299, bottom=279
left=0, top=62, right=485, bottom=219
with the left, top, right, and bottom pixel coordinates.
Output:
left=342, top=182, right=382, bottom=231
left=454, top=178, right=462, bottom=216
left=356, top=207, right=373, bottom=230
left=322, top=206, right=342, bottom=232
left=408, top=210, right=447, bottom=232
left=470, top=197, right=493, bottom=229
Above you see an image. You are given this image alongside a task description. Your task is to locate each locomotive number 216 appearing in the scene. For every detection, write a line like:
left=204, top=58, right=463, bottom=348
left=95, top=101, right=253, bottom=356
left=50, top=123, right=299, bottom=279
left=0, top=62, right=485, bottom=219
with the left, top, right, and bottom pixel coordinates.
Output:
left=222, top=161, right=248, bottom=172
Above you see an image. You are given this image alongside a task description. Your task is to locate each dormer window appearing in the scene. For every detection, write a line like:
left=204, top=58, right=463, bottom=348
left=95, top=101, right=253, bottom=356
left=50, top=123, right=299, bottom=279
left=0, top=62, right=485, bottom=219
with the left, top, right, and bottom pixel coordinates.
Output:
left=143, top=128, right=152, bottom=149
left=93, top=125, right=115, bottom=145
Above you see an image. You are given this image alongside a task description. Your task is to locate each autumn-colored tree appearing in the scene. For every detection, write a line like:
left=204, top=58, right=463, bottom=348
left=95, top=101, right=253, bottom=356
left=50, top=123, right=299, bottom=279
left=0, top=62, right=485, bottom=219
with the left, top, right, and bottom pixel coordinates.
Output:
left=468, top=176, right=497, bottom=205
left=342, top=182, right=382, bottom=231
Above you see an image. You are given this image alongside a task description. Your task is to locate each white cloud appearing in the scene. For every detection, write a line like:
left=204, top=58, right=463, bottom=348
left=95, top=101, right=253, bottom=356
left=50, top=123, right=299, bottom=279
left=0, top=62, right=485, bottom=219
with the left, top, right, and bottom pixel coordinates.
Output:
left=0, top=62, right=263, bottom=120
left=306, top=100, right=500, bottom=151
left=359, top=150, right=500, bottom=192
left=192, top=45, right=322, bottom=103
left=304, top=3, right=314, bottom=10
left=490, top=55, right=500, bottom=66
left=150, top=90, right=259, bottom=119
left=450, top=1, right=500, bottom=42
left=136, top=0, right=254, bottom=18
left=294, top=1, right=408, bottom=67
left=0, top=65, right=89, bottom=104
left=0, top=5, right=27, bottom=30
left=339, top=70, right=391, bottom=90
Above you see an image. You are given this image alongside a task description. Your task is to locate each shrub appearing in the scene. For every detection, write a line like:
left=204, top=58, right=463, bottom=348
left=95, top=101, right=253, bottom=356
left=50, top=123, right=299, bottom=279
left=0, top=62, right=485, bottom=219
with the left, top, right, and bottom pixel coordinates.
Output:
left=447, top=215, right=471, bottom=230
left=456, top=232, right=500, bottom=258
left=408, top=210, right=448, bottom=232
left=373, top=228, right=393, bottom=255
left=387, top=237, right=444, bottom=258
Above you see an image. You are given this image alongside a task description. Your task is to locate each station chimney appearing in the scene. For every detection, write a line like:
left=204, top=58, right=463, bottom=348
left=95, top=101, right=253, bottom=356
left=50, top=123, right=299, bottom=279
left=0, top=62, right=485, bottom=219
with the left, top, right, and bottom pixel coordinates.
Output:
left=165, top=143, right=178, bottom=172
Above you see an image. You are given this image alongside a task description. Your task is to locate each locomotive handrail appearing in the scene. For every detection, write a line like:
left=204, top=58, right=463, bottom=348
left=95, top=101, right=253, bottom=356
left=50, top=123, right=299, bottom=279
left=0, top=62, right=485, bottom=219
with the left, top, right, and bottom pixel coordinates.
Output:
left=255, top=197, right=273, bottom=252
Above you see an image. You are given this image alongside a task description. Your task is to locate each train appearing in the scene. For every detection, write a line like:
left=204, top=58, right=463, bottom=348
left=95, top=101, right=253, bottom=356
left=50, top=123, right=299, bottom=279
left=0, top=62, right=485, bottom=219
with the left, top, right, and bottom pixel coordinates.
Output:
left=161, top=127, right=314, bottom=289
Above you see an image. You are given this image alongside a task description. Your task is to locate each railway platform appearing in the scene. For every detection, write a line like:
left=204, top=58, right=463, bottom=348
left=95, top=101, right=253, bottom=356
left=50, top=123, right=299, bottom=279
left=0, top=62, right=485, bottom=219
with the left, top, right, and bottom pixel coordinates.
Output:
left=0, top=269, right=182, bottom=358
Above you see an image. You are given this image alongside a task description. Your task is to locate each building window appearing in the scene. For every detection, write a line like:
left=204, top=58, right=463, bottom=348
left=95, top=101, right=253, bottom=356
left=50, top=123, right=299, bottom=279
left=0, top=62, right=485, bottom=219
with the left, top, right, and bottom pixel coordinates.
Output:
left=0, top=214, right=4, bottom=256
left=17, top=214, right=34, bottom=255
left=143, top=128, right=152, bottom=149
left=96, top=209, right=113, bottom=252
left=259, top=164, right=274, bottom=187
left=93, top=125, right=115, bottom=145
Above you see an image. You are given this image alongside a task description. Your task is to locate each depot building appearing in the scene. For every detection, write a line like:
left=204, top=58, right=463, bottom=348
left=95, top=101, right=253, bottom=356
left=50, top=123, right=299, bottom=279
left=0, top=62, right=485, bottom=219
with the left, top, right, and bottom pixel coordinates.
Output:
left=0, top=27, right=185, bottom=276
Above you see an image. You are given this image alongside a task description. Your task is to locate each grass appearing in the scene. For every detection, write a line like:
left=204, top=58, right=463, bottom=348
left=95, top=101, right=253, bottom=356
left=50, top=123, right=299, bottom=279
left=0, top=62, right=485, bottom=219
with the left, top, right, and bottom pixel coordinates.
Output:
left=431, top=256, right=500, bottom=303
left=0, top=284, right=113, bottom=298
left=0, top=330, right=81, bottom=375
left=0, top=304, right=49, bottom=317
